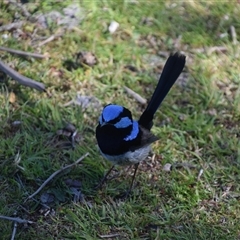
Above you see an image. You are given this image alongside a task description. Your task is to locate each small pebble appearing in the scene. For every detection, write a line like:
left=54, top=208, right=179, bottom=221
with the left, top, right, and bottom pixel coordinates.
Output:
left=12, top=121, right=21, bottom=126
left=163, top=163, right=172, bottom=172
left=2, top=34, right=8, bottom=39
left=108, top=21, right=119, bottom=34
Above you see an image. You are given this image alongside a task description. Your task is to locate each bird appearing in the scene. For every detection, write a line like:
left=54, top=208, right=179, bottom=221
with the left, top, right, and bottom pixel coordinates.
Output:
left=96, top=52, right=186, bottom=196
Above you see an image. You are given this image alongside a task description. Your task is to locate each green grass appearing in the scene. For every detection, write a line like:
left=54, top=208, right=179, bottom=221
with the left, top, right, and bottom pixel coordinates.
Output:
left=0, top=1, right=240, bottom=239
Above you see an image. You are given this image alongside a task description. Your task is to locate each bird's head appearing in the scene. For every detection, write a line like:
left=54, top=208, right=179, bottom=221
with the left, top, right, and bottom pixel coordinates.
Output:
left=99, top=104, right=133, bottom=128
left=97, top=104, right=140, bottom=142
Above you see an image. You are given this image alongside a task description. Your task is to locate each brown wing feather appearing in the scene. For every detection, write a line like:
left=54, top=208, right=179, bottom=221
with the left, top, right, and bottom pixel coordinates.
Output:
left=129, top=126, right=159, bottom=151
left=140, top=126, right=159, bottom=145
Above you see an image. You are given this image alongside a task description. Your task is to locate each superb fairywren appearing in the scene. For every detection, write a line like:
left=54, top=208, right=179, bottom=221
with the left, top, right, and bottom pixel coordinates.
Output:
left=96, top=52, right=186, bottom=195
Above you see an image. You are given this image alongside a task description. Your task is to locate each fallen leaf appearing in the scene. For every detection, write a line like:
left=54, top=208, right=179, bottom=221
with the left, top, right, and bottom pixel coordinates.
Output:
left=9, top=92, right=16, bottom=103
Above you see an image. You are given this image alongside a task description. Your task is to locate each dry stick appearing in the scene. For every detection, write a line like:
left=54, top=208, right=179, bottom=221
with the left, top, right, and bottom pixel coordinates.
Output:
left=0, top=215, right=34, bottom=224
left=38, top=33, right=63, bottom=47
left=0, top=21, right=24, bottom=32
left=230, top=25, right=238, bottom=45
left=38, top=35, right=55, bottom=47
left=11, top=221, right=17, bottom=240
left=207, top=46, right=228, bottom=54
left=24, top=152, right=89, bottom=202
left=38, top=30, right=64, bottom=47
left=192, top=46, right=227, bottom=54
left=124, top=86, right=147, bottom=105
left=0, top=60, right=45, bottom=91
left=0, top=46, right=47, bottom=59
left=99, top=234, right=121, bottom=239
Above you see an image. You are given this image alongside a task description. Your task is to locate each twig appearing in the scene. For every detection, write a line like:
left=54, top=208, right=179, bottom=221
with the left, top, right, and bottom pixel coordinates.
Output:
left=221, top=185, right=232, bottom=198
left=0, top=46, right=47, bottom=59
left=99, top=233, right=121, bottom=238
left=38, top=33, right=63, bottom=47
left=38, top=35, right=55, bottom=47
left=63, top=100, right=75, bottom=107
left=24, top=152, right=89, bottom=202
left=192, top=46, right=228, bottom=54
left=124, top=86, right=147, bottom=105
left=0, top=21, right=24, bottom=32
left=230, top=25, right=238, bottom=45
left=11, top=221, right=17, bottom=240
left=0, top=60, right=45, bottom=91
left=0, top=215, right=34, bottom=224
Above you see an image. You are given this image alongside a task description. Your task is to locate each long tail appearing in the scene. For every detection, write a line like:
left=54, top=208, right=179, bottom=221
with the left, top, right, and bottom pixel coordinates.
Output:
left=138, top=52, right=186, bottom=130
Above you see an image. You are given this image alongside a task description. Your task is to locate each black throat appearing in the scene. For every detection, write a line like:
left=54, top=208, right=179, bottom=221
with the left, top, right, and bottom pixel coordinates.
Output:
left=96, top=124, right=142, bottom=155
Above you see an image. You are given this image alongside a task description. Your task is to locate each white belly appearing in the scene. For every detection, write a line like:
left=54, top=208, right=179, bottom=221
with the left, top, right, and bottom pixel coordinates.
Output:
left=100, top=145, right=151, bottom=165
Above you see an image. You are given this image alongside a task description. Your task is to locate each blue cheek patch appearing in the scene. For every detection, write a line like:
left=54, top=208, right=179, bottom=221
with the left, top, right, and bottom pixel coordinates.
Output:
left=114, top=117, right=132, bottom=128
left=102, top=104, right=123, bottom=122
left=124, top=120, right=139, bottom=141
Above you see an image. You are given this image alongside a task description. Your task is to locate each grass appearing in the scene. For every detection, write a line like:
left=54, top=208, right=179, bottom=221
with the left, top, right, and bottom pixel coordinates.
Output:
left=0, top=1, right=240, bottom=239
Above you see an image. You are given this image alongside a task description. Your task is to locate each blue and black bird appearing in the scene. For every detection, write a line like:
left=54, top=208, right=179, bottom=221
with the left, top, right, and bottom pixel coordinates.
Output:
left=96, top=52, right=186, bottom=195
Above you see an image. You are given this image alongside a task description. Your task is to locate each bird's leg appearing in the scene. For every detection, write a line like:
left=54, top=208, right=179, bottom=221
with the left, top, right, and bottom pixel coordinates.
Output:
left=128, top=162, right=139, bottom=193
left=96, top=165, right=115, bottom=189
left=118, top=163, right=139, bottom=199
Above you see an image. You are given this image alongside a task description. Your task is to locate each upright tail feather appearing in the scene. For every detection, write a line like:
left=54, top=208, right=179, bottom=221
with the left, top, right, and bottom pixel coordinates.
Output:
left=139, top=52, right=186, bottom=130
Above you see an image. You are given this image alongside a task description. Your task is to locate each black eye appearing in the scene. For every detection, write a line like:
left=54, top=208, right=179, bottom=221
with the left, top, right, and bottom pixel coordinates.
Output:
left=108, top=115, right=121, bottom=125
left=116, top=116, right=121, bottom=122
